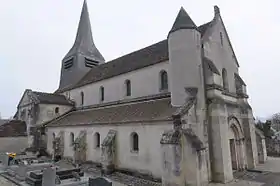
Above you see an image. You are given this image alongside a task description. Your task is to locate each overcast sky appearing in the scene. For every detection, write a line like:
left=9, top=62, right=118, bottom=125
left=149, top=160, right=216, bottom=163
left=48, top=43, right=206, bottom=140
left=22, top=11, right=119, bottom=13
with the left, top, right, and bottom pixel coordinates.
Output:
left=0, top=0, right=279, bottom=119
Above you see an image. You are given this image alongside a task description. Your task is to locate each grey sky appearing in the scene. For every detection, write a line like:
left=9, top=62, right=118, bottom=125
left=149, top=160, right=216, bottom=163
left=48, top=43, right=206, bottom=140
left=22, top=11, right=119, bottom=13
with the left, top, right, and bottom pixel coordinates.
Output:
left=0, top=0, right=278, bottom=119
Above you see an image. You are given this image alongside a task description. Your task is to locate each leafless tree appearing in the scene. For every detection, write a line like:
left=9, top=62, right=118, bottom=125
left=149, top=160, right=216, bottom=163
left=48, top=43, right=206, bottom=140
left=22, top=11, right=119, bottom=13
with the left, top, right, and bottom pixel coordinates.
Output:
left=271, top=113, right=280, bottom=131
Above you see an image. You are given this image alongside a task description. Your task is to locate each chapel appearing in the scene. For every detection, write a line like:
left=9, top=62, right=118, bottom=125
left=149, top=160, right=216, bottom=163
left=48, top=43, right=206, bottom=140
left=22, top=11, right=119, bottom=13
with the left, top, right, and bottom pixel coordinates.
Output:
left=14, top=1, right=267, bottom=185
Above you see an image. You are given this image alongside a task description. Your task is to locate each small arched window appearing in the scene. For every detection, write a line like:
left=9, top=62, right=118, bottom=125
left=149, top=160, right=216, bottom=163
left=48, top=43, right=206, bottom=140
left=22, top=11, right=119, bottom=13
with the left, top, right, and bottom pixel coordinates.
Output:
left=52, top=133, right=56, bottom=140
left=55, top=107, right=59, bottom=114
left=222, top=68, right=228, bottom=91
left=80, top=92, right=84, bottom=106
left=94, top=132, right=101, bottom=148
left=160, top=70, right=168, bottom=91
left=70, top=132, right=74, bottom=146
left=130, top=132, right=139, bottom=152
left=125, top=80, right=131, bottom=96
left=220, top=32, right=223, bottom=46
left=100, top=86, right=104, bottom=102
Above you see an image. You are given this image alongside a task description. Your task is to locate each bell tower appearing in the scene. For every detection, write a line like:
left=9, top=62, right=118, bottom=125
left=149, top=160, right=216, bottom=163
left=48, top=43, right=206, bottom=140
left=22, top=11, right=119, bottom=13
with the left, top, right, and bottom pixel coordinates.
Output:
left=59, top=0, right=105, bottom=90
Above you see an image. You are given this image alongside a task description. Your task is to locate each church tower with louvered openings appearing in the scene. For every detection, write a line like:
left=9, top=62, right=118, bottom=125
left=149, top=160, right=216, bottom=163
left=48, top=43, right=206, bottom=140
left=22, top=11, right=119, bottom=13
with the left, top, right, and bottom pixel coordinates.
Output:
left=59, top=0, right=105, bottom=90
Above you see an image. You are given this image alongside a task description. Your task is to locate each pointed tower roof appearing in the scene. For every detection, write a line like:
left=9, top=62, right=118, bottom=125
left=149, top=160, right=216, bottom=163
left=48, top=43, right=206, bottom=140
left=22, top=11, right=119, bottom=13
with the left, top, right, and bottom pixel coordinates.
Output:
left=169, top=7, right=197, bottom=34
left=63, top=0, right=105, bottom=62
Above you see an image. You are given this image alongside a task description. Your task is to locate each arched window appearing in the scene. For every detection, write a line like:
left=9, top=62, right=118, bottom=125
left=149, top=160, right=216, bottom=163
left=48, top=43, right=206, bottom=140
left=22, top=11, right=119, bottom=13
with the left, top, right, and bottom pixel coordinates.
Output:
left=160, top=70, right=168, bottom=91
left=80, top=92, right=84, bottom=106
left=55, top=107, right=59, bottom=114
left=94, top=132, right=101, bottom=148
left=100, top=86, right=104, bottom=102
left=125, top=80, right=131, bottom=96
left=220, top=32, right=223, bottom=46
left=130, top=132, right=139, bottom=152
left=70, top=132, right=74, bottom=146
left=52, top=133, right=56, bottom=140
left=222, top=68, right=228, bottom=91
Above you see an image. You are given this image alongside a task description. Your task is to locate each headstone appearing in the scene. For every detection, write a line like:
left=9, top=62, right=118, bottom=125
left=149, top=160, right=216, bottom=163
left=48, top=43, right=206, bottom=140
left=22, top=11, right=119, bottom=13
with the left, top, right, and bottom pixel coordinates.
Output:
left=89, top=177, right=112, bottom=186
left=72, top=171, right=81, bottom=181
left=0, top=154, right=9, bottom=168
left=42, top=167, right=56, bottom=186
left=55, top=175, right=61, bottom=184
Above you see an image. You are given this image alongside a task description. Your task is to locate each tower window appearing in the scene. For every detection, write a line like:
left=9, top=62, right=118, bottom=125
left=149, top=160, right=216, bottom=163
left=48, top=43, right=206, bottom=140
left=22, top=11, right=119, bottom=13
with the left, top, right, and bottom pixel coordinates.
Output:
left=85, top=58, right=99, bottom=68
left=55, top=107, right=59, bottom=114
left=130, top=132, right=139, bottom=152
left=220, top=32, right=223, bottom=46
left=80, top=92, right=84, bottom=106
left=125, top=80, right=131, bottom=96
left=100, top=86, right=104, bottom=102
left=160, top=70, right=168, bottom=91
left=64, top=58, right=74, bottom=69
left=222, top=68, right=228, bottom=91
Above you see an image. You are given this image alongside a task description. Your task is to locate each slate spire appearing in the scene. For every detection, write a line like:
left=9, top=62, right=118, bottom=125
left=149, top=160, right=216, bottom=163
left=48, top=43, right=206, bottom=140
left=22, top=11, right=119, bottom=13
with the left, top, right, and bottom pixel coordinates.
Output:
left=63, top=0, right=105, bottom=62
left=169, top=7, right=197, bottom=35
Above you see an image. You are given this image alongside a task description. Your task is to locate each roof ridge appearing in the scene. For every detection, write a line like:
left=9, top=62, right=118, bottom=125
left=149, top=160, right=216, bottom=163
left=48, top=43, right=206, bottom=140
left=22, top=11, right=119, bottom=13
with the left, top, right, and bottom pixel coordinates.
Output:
left=77, top=96, right=172, bottom=113
left=33, top=91, right=64, bottom=97
left=76, top=92, right=171, bottom=111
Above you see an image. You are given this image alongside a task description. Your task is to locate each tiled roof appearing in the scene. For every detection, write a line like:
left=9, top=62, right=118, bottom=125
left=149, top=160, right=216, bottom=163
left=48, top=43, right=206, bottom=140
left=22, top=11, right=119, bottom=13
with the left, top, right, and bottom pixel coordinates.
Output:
left=47, top=96, right=177, bottom=127
left=32, top=91, right=74, bottom=106
left=198, top=21, right=212, bottom=36
left=234, top=73, right=246, bottom=86
left=203, top=57, right=220, bottom=75
left=56, top=21, right=212, bottom=93
left=57, top=39, right=169, bottom=93
left=0, top=120, right=27, bottom=137
left=0, top=119, right=9, bottom=126
left=169, top=7, right=198, bottom=35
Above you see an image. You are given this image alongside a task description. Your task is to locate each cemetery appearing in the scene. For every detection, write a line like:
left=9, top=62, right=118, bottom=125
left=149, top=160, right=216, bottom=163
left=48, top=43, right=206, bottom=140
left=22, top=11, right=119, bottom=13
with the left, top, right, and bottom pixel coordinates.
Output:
left=0, top=152, right=113, bottom=186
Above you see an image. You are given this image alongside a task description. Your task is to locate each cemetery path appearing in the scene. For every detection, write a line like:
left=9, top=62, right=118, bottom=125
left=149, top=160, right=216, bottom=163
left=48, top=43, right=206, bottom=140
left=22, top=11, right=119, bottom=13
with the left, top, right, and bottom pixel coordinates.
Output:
left=82, top=164, right=161, bottom=186
left=0, top=176, right=16, bottom=186
left=209, top=157, right=280, bottom=186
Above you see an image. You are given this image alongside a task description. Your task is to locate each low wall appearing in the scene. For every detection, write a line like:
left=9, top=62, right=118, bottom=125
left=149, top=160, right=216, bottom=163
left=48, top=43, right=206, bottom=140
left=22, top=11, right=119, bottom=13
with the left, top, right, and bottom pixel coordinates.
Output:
left=0, top=136, right=28, bottom=153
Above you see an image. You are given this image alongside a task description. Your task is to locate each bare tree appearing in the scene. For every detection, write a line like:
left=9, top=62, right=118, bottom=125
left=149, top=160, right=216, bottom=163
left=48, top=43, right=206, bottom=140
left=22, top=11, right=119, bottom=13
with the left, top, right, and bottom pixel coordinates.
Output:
left=271, top=113, right=280, bottom=131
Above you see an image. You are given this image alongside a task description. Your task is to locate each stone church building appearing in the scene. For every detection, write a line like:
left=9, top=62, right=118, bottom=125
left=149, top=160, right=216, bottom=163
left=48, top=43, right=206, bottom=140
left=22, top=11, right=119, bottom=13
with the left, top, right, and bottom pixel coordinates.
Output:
left=13, top=1, right=267, bottom=185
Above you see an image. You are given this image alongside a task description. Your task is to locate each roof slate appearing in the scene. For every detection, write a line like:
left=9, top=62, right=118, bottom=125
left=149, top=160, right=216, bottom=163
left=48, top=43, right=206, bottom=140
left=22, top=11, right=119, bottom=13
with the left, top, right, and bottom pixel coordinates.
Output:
left=0, top=119, right=10, bottom=126
left=56, top=15, right=213, bottom=93
left=198, top=21, right=212, bottom=36
left=57, top=39, right=169, bottom=93
left=169, top=7, right=198, bottom=34
left=203, top=57, right=220, bottom=75
left=47, top=97, right=177, bottom=127
left=0, top=120, right=27, bottom=137
left=32, top=91, right=74, bottom=106
left=234, top=73, right=246, bottom=86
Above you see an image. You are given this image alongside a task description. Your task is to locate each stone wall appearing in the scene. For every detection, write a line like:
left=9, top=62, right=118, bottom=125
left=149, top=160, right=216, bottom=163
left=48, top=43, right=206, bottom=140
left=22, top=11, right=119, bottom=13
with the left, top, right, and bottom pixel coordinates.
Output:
left=0, top=137, right=28, bottom=153
left=266, top=139, right=280, bottom=157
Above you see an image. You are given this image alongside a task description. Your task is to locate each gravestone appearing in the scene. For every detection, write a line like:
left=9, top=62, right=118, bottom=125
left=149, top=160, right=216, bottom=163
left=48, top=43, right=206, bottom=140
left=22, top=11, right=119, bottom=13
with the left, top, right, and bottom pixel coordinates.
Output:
left=42, top=167, right=56, bottom=186
left=55, top=175, right=61, bottom=184
left=0, top=154, right=9, bottom=169
left=89, top=177, right=112, bottom=186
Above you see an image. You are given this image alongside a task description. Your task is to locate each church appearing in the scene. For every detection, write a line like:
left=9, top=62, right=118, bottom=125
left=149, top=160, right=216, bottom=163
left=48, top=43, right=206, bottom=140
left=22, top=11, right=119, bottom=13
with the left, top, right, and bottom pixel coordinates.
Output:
left=13, top=1, right=267, bottom=185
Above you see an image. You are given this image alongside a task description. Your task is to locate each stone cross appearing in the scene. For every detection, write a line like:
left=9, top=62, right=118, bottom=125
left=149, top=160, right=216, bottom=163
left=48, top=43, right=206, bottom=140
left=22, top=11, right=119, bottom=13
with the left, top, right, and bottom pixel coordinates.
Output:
left=42, top=167, right=56, bottom=186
